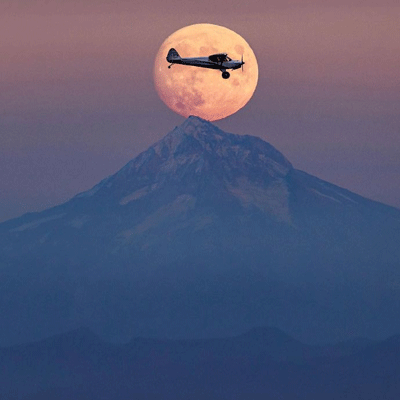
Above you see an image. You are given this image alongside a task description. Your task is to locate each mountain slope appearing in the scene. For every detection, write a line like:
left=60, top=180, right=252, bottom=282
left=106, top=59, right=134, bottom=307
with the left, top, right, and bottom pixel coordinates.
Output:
left=0, top=116, right=399, bottom=345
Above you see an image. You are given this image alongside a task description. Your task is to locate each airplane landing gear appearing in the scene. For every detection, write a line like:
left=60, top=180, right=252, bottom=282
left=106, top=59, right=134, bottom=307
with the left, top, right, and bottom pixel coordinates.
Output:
left=222, top=71, right=230, bottom=79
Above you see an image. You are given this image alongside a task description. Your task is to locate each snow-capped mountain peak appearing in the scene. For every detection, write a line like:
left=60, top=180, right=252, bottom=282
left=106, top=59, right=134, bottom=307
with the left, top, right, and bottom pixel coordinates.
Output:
left=1, top=116, right=400, bottom=346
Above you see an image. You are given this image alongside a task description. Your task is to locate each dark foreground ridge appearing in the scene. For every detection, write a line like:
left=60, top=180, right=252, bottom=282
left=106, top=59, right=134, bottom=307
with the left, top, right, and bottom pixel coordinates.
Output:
left=1, top=326, right=399, bottom=400
left=0, top=116, right=400, bottom=346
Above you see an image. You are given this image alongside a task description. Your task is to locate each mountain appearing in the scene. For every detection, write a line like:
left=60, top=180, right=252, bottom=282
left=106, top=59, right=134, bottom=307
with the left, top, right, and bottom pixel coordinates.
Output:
left=1, top=116, right=399, bottom=346
left=1, top=327, right=398, bottom=400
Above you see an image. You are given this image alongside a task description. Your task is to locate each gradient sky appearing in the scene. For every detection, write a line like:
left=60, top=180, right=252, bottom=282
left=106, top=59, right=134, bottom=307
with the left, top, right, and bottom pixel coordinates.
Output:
left=1, top=0, right=399, bottom=222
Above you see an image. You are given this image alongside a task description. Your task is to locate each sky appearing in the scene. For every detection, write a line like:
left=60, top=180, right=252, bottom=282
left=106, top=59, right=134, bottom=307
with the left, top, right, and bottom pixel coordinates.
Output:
left=1, top=0, right=399, bottom=222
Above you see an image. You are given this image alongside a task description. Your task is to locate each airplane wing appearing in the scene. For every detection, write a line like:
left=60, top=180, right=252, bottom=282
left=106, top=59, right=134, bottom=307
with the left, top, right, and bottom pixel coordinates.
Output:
left=208, top=53, right=228, bottom=63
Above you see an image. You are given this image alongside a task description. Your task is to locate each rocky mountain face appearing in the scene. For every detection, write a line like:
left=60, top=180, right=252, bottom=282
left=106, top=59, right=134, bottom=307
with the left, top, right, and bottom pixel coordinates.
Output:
left=1, top=116, right=400, bottom=345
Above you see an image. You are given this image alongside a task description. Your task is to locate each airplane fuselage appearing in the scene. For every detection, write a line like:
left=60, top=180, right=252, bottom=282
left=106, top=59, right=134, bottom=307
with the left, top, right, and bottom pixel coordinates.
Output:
left=171, top=57, right=242, bottom=71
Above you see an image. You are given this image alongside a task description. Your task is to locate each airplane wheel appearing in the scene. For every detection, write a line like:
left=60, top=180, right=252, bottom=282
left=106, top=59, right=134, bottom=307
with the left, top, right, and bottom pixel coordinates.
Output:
left=222, top=71, right=230, bottom=79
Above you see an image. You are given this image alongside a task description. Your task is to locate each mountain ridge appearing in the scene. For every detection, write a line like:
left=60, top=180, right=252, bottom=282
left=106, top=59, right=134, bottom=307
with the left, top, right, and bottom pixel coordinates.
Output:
left=1, top=326, right=399, bottom=400
left=0, top=116, right=399, bottom=346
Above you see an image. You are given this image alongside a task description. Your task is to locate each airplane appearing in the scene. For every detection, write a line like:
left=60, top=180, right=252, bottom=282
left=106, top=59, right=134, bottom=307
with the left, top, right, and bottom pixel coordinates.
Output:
left=166, top=48, right=244, bottom=79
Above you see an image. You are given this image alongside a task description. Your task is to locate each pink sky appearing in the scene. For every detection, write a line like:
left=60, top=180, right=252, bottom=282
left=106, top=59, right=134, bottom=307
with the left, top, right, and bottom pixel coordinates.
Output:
left=1, top=1, right=399, bottom=221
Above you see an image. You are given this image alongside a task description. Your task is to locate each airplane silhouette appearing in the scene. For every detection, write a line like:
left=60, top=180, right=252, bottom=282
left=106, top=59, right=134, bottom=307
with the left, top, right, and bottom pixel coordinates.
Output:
left=166, top=48, right=244, bottom=79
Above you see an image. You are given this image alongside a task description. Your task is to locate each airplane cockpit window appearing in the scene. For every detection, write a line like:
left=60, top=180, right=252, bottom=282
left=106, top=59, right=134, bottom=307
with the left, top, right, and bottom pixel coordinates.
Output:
left=209, top=53, right=229, bottom=63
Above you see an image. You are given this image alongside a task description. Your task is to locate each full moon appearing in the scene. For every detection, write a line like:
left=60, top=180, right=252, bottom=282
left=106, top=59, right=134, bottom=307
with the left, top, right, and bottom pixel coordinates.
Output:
left=154, top=24, right=258, bottom=121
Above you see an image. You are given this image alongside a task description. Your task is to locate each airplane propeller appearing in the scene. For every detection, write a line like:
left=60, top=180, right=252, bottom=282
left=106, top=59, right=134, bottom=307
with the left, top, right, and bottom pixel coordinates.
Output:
left=241, top=55, right=245, bottom=72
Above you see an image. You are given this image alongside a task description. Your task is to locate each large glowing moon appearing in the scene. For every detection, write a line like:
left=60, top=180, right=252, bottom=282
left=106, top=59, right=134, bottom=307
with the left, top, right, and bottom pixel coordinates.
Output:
left=154, top=24, right=258, bottom=121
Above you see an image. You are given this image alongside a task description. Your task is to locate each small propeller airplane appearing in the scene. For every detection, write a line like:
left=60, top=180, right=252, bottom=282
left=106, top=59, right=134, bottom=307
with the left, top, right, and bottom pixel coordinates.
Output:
left=166, top=48, right=245, bottom=79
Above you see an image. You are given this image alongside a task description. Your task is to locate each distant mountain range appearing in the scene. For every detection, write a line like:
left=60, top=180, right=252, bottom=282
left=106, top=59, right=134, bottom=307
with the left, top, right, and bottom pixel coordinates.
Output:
left=1, top=326, right=399, bottom=400
left=1, top=116, right=399, bottom=346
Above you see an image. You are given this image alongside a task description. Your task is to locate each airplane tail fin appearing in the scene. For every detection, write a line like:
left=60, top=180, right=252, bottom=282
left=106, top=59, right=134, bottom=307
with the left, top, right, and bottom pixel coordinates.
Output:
left=167, top=48, right=181, bottom=62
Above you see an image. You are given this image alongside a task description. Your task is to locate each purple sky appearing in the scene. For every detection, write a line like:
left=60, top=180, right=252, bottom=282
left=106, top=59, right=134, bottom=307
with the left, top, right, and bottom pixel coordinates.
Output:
left=1, top=1, right=399, bottom=222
